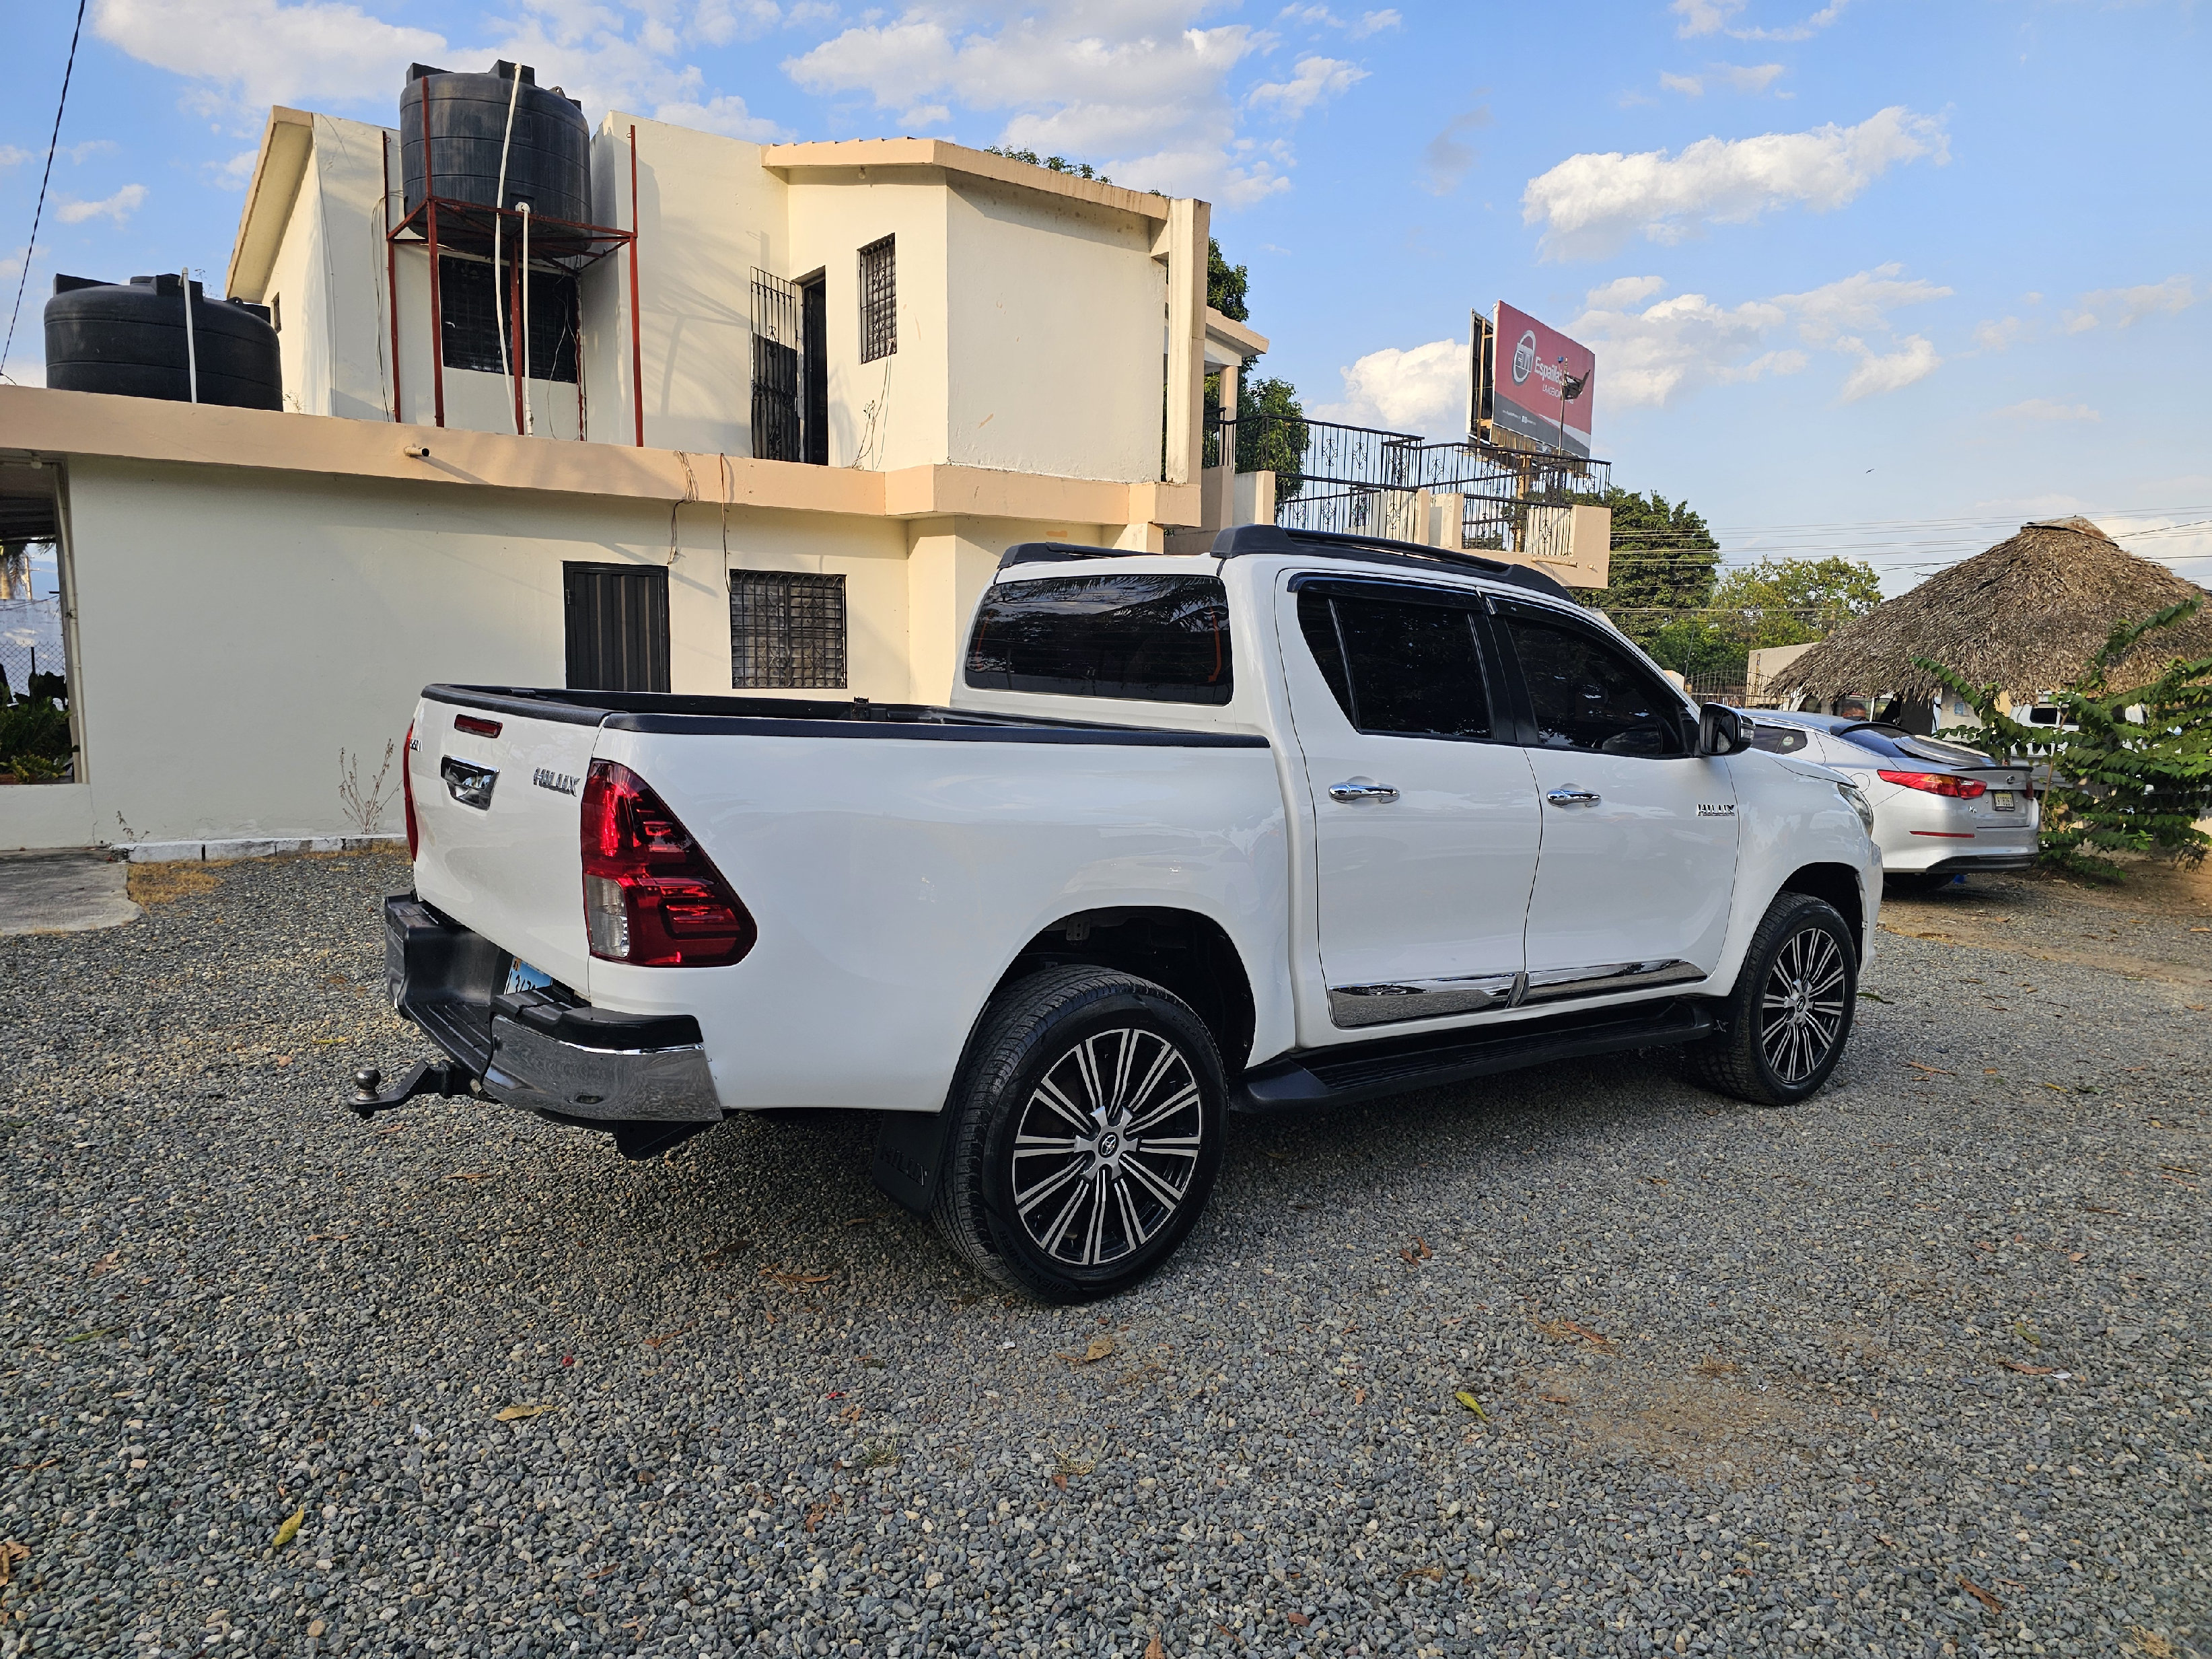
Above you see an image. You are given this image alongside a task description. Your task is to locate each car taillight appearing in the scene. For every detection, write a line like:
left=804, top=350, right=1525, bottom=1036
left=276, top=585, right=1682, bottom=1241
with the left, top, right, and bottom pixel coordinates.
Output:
left=402, top=721, right=419, bottom=860
left=579, top=760, right=756, bottom=968
left=1878, top=769, right=1987, bottom=800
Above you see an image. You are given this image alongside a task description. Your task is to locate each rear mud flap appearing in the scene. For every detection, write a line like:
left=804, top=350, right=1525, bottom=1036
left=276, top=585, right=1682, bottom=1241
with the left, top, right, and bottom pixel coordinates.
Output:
left=871, top=1108, right=953, bottom=1217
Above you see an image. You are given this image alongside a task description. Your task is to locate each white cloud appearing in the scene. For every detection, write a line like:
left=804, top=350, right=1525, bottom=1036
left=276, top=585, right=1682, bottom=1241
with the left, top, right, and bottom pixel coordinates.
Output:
left=652, top=93, right=788, bottom=140
left=1974, top=315, right=2026, bottom=351
left=1773, top=262, right=1953, bottom=345
left=57, top=184, right=149, bottom=225
left=93, top=0, right=777, bottom=138
left=785, top=4, right=1340, bottom=206
left=1657, top=61, right=1786, bottom=100
left=1315, top=337, right=1470, bottom=433
left=2062, top=275, right=2199, bottom=332
left=92, top=0, right=445, bottom=112
left=1419, top=106, right=1491, bottom=197
left=1671, top=0, right=1745, bottom=35
left=1569, top=264, right=1945, bottom=408
left=1677, top=0, right=1851, bottom=39
left=693, top=0, right=783, bottom=47
left=1729, top=0, right=1851, bottom=42
left=1249, top=56, right=1365, bottom=120
left=1584, top=274, right=1668, bottom=309
left=1522, top=106, right=1948, bottom=259
left=1836, top=332, right=1939, bottom=401
left=1716, top=62, right=1785, bottom=92
left=1997, top=398, right=2099, bottom=422
left=207, top=148, right=261, bottom=188
left=1351, top=9, right=1401, bottom=35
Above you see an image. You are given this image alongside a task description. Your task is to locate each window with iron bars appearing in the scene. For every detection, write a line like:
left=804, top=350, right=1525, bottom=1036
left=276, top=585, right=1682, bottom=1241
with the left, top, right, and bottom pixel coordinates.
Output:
left=729, top=571, right=847, bottom=689
left=858, top=236, right=896, bottom=363
left=437, top=255, right=578, bottom=382
left=751, top=269, right=803, bottom=462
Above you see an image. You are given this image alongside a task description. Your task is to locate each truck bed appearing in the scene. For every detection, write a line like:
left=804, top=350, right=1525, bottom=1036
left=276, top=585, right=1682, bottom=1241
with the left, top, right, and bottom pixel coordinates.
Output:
left=404, top=683, right=1289, bottom=1117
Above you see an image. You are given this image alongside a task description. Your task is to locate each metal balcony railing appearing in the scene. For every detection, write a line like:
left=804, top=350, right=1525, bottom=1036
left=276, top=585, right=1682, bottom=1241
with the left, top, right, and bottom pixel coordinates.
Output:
left=1208, top=411, right=1610, bottom=543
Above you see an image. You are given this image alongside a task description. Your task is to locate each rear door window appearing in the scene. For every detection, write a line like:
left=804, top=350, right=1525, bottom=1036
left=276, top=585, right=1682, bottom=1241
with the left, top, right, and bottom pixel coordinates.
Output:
left=1296, top=589, right=1491, bottom=740
left=1497, top=610, right=1688, bottom=758
left=965, top=574, right=1232, bottom=704
left=1749, top=723, right=1811, bottom=755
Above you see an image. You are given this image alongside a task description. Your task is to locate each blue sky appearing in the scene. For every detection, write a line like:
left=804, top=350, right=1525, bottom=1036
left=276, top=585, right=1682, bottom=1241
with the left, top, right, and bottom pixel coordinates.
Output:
left=3, top=0, right=2207, bottom=590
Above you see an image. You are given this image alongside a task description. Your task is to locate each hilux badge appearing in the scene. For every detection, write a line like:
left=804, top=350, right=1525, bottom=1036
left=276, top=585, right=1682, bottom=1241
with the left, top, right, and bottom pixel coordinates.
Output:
left=534, top=768, right=581, bottom=796
left=1697, top=803, right=1736, bottom=817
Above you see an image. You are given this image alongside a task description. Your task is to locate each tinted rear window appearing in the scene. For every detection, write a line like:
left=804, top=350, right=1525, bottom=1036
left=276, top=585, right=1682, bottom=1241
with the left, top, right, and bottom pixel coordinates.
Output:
left=1750, top=723, right=1810, bottom=754
left=965, top=575, right=1232, bottom=705
left=1297, top=590, right=1492, bottom=739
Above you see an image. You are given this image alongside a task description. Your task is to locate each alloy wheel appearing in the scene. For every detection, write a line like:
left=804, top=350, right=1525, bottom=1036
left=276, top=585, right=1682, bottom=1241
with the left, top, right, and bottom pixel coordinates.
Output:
left=1759, top=927, right=1848, bottom=1085
left=1009, top=1027, right=1205, bottom=1267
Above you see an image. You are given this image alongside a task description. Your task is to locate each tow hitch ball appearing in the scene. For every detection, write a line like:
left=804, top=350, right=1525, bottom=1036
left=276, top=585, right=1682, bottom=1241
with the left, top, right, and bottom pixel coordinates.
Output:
left=345, top=1059, right=478, bottom=1119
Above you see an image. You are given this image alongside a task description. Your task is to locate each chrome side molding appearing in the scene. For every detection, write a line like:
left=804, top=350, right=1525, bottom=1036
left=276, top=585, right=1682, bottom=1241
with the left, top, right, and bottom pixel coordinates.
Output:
left=1326, top=972, right=1520, bottom=1028
left=1326, top=958, right=1705, bottom=1028
left=1520, top=959, right=1705, bottom=1002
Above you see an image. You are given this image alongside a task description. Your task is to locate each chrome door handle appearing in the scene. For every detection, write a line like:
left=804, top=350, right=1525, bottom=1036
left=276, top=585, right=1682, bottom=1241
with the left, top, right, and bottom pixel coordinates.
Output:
left=1328, top=781, right=1400, bottom=803
left=1546, top=786, right=1601, bottom=807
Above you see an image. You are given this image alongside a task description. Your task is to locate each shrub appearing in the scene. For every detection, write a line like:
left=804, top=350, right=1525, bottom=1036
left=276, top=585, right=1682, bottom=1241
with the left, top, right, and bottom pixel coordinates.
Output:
left=1915, top=600, right=2212, bottom=880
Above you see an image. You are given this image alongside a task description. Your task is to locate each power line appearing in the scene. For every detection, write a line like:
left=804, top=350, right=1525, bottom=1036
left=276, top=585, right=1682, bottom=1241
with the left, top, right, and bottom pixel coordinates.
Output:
left=0, top=0, right=87, bottom=384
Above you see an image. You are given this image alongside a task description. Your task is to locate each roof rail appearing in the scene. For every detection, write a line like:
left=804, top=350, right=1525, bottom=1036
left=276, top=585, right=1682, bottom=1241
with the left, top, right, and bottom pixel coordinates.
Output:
left=997, top=540, right=1137, bottom=571
left=1209, top=523, right=1574, bottom=602
left=996, top=526, right=1579, bottom=604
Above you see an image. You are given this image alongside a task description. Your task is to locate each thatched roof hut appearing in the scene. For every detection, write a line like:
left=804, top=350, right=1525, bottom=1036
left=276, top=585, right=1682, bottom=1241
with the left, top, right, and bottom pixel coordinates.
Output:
left=1774, top=517, right=2212, bottom=708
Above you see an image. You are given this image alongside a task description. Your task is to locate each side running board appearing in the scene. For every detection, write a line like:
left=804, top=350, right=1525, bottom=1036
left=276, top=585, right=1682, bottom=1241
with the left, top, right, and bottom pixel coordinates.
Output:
left=1235, top=998, right=1714, bottom=1113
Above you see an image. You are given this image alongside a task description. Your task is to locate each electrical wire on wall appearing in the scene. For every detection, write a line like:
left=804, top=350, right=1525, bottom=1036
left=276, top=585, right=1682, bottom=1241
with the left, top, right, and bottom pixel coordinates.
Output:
left=0, top=0, right=89, bottom=384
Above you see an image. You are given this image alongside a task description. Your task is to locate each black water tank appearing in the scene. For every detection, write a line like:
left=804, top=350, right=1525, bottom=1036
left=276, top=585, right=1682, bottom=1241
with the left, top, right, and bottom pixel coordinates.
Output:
left=43, top=275, right=282, bottom=409
left=400, top=61, right=592, bottom=228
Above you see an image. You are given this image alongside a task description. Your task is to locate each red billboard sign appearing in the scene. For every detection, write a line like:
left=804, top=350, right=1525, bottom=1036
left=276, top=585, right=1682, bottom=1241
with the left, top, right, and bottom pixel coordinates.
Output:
left=1490, top=302, right=1595, bottom=458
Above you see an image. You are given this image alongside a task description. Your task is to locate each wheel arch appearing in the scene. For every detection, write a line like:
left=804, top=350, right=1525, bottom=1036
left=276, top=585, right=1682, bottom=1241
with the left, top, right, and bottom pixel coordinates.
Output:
left=1779, top=861, right=1866, bottom=957
left=989, top=906, right=1258, bottom=1074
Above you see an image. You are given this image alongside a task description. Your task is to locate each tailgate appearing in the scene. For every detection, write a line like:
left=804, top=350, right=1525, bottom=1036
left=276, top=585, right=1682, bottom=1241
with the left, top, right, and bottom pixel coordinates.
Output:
left=408, top=690, right=603, bottom=991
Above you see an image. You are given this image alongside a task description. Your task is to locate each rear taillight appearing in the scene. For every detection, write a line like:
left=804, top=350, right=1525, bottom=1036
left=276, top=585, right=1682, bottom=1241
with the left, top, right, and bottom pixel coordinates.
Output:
left=402, top=721, right=419, bottom=859
left=579, top=760, right=756, bottom=968
left=1878, top=769, right=1986, bottom=800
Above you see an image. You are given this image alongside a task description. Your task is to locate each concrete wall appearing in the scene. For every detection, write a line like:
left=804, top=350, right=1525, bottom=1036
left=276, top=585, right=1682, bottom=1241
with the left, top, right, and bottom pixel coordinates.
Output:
left=262, top=114, right=394, bottom=423
left=0, top=437, right=1125, bottom=849
left=783, top=174, right=950, bottom=472
left=590, top=115, right=789, bottom=456
left=944, top=176, right=1164, bottom=483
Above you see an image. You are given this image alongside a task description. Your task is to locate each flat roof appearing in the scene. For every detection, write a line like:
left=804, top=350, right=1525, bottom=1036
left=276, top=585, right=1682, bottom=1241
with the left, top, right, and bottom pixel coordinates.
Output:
left=762, top=138, right=1180, bottom=221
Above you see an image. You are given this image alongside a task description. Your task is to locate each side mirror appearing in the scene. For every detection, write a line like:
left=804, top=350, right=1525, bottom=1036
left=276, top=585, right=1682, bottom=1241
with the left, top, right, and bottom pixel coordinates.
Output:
left=1699, top=703, right=1752, bottom=756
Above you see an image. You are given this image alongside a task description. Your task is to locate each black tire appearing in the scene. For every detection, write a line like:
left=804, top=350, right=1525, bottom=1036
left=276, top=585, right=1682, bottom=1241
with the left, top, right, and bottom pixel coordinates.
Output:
left=1686, top=892, right=1857, bottom=1107
left=933, top=967, right=1225, bottom=1303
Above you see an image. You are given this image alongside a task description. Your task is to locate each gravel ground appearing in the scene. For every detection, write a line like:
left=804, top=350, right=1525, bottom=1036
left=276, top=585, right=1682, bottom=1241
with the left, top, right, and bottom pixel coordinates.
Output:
left=1, top=851, right=2206, bottom=1659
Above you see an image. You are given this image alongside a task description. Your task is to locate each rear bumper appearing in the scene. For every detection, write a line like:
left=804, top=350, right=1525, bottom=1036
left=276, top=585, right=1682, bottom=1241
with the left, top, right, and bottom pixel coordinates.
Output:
left=384, top=894, right=722, bottom=1125
left=1911, top=852, right=2040, bottom=876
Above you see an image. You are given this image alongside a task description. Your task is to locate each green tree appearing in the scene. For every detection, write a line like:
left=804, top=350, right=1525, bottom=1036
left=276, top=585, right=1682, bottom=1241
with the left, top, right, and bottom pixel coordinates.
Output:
left=1235, top=376, right=1306, bottom=499
left=1711, top=557, right=1883, bottom=651
left=1591, top=489, right=1719, bottom=649
left=983, top=145, right=1110, bottom=184
left=1917, top=601, right=2212, bottom=880
left=1207, top=238, right=1250, bottom=321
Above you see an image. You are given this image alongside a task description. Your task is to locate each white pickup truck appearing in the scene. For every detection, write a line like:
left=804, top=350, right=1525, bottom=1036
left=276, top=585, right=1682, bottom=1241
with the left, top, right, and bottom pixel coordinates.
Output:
left=359, top=524, right=1880, bottom=1300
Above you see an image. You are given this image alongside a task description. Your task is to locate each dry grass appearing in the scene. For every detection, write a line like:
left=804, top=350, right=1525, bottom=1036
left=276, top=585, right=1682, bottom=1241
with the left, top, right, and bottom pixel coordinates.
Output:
left=127, top=862, right=225, bottom=905
left=1779, top=517, right=2212, bottom=703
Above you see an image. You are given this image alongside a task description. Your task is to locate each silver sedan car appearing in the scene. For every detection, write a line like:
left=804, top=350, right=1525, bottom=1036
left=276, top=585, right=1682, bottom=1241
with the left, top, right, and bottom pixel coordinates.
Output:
left=1747, top=711, right=2040, bottom=893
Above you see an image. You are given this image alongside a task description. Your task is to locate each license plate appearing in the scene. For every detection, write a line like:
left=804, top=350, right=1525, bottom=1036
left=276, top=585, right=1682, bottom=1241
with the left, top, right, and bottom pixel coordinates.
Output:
left=1992, top=790, right=2015, bottom=811
left=505, top=959, right=553, bottom=994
